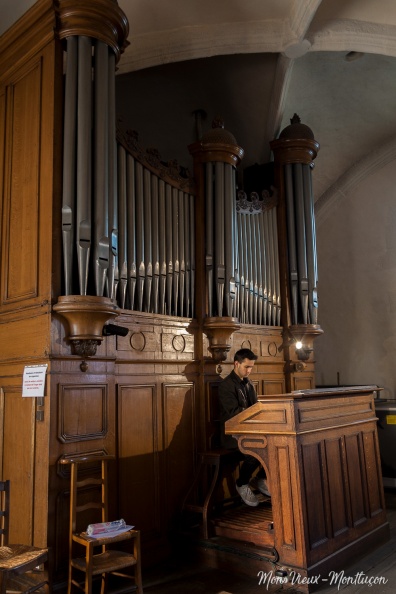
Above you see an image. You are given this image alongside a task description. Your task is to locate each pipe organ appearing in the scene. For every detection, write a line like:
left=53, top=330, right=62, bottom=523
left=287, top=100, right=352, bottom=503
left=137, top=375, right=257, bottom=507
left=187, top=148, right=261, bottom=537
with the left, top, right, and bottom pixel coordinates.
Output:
left=236, top=190, right=280, bottom=326
left=62, top=36, right=119, bottom=300
left=270, top=114, right=320, bottom=329
left=0, top=2, right=388, bottom=591
left=116, top=133, right=196, bottom=317
left=62, top=110, right=287, bottom=327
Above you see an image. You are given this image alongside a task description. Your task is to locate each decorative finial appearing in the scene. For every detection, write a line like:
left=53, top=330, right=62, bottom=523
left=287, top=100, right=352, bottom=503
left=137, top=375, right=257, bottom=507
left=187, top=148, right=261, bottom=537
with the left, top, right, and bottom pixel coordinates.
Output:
left=290, top=114, right=301, bottom=125
left=212, top=117, right=225, bottom=129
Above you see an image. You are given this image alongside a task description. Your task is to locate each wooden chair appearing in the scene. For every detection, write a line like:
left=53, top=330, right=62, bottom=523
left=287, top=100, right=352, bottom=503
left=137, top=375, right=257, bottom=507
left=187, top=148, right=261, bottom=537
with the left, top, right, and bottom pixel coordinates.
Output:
left=60, top=454, right=143, bottom=594
left=0, top=480, right=49, bottom=594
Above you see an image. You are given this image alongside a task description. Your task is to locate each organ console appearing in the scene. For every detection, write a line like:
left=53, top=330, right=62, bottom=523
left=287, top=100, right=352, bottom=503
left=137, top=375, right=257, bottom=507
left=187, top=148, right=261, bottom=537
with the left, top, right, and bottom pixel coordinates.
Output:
left=224, top=385, right=389, bottom=589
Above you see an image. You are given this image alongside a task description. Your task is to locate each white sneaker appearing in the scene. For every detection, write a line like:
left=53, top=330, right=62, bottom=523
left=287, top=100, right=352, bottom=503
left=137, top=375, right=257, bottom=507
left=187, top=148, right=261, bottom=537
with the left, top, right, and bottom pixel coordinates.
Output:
left=236, top=484, right=259, bottom=507
left=256, top=478, right=271, bottom=497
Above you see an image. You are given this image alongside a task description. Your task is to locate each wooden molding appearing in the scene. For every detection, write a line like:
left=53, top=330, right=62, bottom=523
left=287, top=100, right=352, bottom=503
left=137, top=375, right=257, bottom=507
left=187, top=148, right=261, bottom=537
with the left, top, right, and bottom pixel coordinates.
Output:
left=270, top=137, right=320, bottom=166
left=203, top=316, right=241, bottom=362
left=189, top=141, right=244, bottom=167
left=53, top=295, right=120, bottom=360
left=56, top=0, right=129, bottom=61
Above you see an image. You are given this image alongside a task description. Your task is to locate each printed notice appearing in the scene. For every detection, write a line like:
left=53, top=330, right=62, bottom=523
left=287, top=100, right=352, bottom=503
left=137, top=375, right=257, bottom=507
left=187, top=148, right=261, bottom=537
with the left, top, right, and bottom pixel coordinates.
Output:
left=22, top=365, right=48, bottom=397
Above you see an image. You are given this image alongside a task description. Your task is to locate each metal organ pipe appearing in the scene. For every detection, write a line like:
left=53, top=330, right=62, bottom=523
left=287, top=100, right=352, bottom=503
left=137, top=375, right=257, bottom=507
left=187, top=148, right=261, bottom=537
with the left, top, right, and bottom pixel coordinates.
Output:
left=151, top=174, right=160, bottom=315
left=178, top=190, right=185, bottom=317
left=214, top=162, right=225, bottom=316
left=62, top=37, right=78, bottom=295
left=62, top=36, right=77, bottom=296
left=165, top=183, right=173, bottom=315
left=184, top=192, right=191, bottom=318
left=190, top=193, right=196, bottom=318
left=205, top=162, right=214, bottom=317
left=60, top=17, right=199, bottom=322
left=302, top=164, right=318, bottom=324
left=234, top=192, right=280, bottom=326
left=107, top=49, right=118, bottom=302
left=126, top=153, right=137, bottom=309
left=272, top=206, right=281, bottom=326
left=143, top=168, right=153, bottom=312
left=224, top=164, right=235, bottom=317
left=117, top=144, right=128, bottom=309
left=284, top=163, right=299, bottom=325
left=135, top=162, right=145, bottom=312
left=283, top=161, right=318, bottom=326
left=294, top=163, right=309, bottom=324
left=76, top=36, right=92, bottom=296
left=93, top=40, right=109, bottom=298
left=172, top=188, right=180, bottom=315
left=61, top=36, right=121, bottom=301
left=253, top=214, right=262, bottom=325
left=158, top=180, right=167, bottom=315
left=237, top=212, right=245, bottom=323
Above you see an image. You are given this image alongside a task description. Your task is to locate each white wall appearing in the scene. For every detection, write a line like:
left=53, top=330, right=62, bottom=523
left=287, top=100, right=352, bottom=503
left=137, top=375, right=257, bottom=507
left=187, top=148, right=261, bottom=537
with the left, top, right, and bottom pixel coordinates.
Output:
left=315, top=154, right=396, bottom=399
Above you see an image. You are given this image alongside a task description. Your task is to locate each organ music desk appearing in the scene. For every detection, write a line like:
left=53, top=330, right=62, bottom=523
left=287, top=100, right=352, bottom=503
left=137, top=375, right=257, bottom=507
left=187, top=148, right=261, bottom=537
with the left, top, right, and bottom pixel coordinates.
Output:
left=224, top=385, right=389, bottom=588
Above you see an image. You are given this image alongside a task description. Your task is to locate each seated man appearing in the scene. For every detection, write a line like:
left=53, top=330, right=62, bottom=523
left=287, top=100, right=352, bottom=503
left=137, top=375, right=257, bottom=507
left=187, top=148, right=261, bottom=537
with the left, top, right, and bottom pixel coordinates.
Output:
left=218, top=348, right=270, bottom=507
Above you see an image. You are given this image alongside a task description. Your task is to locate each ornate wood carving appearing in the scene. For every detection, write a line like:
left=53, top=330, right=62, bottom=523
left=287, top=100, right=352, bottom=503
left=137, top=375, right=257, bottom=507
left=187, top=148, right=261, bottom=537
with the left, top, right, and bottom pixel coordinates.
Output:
left=117, top=125, right=195, bottom=193
left=53, top=295, right=120, bottom=357
left=203, top=316, right=241, bottom=362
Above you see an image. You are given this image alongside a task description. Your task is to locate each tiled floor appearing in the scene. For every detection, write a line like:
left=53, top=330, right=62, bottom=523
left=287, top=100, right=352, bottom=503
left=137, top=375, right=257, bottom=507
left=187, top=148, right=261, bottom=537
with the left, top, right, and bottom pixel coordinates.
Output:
left=142, top=491, right=396, bottom=594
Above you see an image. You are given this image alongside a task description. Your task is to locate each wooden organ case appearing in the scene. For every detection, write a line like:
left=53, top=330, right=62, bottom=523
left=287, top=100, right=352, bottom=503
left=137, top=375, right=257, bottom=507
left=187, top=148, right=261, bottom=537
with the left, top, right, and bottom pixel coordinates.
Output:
left=225, top=386, right=389, bottom=588
left=0, top=0, right=389, bottom=590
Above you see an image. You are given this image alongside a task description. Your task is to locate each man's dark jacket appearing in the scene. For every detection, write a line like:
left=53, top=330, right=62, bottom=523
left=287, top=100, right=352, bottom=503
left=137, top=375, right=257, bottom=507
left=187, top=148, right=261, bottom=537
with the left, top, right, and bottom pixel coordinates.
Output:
left=218, top=370, right=257, bottom=448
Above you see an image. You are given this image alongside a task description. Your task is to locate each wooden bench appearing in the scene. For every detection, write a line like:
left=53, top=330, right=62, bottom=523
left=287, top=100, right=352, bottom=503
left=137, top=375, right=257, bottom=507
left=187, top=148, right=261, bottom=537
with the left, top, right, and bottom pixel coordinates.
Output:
left=181, top=448, right=242, bottom=539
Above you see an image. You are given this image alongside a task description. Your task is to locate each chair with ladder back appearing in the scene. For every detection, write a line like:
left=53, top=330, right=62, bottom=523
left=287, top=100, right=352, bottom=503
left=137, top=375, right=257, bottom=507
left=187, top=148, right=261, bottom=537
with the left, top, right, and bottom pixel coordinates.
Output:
left=0, top=480, right=50, bottom=594
left=60, top=454, right=143, bottom=594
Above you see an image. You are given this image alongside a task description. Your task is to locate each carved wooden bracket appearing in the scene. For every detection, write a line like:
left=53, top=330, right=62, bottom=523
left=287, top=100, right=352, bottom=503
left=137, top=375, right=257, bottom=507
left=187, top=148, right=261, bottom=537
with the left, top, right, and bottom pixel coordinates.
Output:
left=53, top=295, right=120, bottom=358
left=203, top=316, right=241, bottom=362
left=288, top=324, right=324, bottom=361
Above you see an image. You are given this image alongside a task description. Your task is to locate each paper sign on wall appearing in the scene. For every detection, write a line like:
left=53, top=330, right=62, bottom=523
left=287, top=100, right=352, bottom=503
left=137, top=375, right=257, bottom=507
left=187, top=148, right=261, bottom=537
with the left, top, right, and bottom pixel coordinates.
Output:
left=22, top=364, right=48, bottom=397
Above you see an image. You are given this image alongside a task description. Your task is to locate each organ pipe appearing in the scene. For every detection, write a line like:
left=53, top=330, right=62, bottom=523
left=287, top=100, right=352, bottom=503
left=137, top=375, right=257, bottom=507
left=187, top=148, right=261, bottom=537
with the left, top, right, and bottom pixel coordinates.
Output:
left=270, top=113, right=321, bottom=335
left=61, top=36, right=77, bottom=296
left=76, top=36, right=92, bottom=296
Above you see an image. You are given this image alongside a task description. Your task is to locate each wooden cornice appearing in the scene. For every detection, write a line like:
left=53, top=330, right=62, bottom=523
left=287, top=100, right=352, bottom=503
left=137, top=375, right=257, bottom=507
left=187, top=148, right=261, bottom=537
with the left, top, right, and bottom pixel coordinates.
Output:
left=188, top=141, right=244, bottom=168
left=270, top=137, right=320, bottom=166
left=0, top=0, right=130, bottom=80
left=55, top=0, right=129, bottom=61
left=0, top=0, right=57, bottom=81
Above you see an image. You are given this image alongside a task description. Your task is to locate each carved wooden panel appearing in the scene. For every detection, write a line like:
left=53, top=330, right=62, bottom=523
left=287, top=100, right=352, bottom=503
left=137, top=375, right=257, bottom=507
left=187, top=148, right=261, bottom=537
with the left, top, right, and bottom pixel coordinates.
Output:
left=271, top=438, right=301, bottom=566
left=262, top=378, right=285, bottom=395
left=0, top=88, right=4, bottom=234
left=115, top=314, right=194, bottom=361
left=323, top=437, right=349, bottom=538
left=293, top=375, right=314, bottom=391
left=363, top=429, right=383, bottom=516
left=300, top=426, right=386, bottom=566
left=163, top=382, right=196, bottom=518
left=1, top=60, right=41, bottom=304
left=58, top=384, right=108, bottom=442
left=117, top=384, right=161, bottom=539
left=0, top=387, right=35, bottom=544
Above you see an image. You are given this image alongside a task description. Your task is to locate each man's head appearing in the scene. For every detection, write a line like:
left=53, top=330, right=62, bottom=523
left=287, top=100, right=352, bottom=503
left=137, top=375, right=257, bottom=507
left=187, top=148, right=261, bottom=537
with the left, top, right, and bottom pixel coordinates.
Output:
left=233, top=348, right=258, bottom=380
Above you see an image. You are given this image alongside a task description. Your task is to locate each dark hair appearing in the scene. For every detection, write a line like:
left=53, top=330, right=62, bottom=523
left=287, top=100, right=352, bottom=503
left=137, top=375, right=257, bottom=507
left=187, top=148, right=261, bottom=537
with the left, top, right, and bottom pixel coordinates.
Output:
left=234, top=348, right=258, bottom=363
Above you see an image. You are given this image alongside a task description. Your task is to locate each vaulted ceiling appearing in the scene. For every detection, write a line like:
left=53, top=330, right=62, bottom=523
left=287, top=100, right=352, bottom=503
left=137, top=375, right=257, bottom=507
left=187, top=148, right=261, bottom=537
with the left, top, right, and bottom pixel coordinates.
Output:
left=3, top=0, right=396, bottom=206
